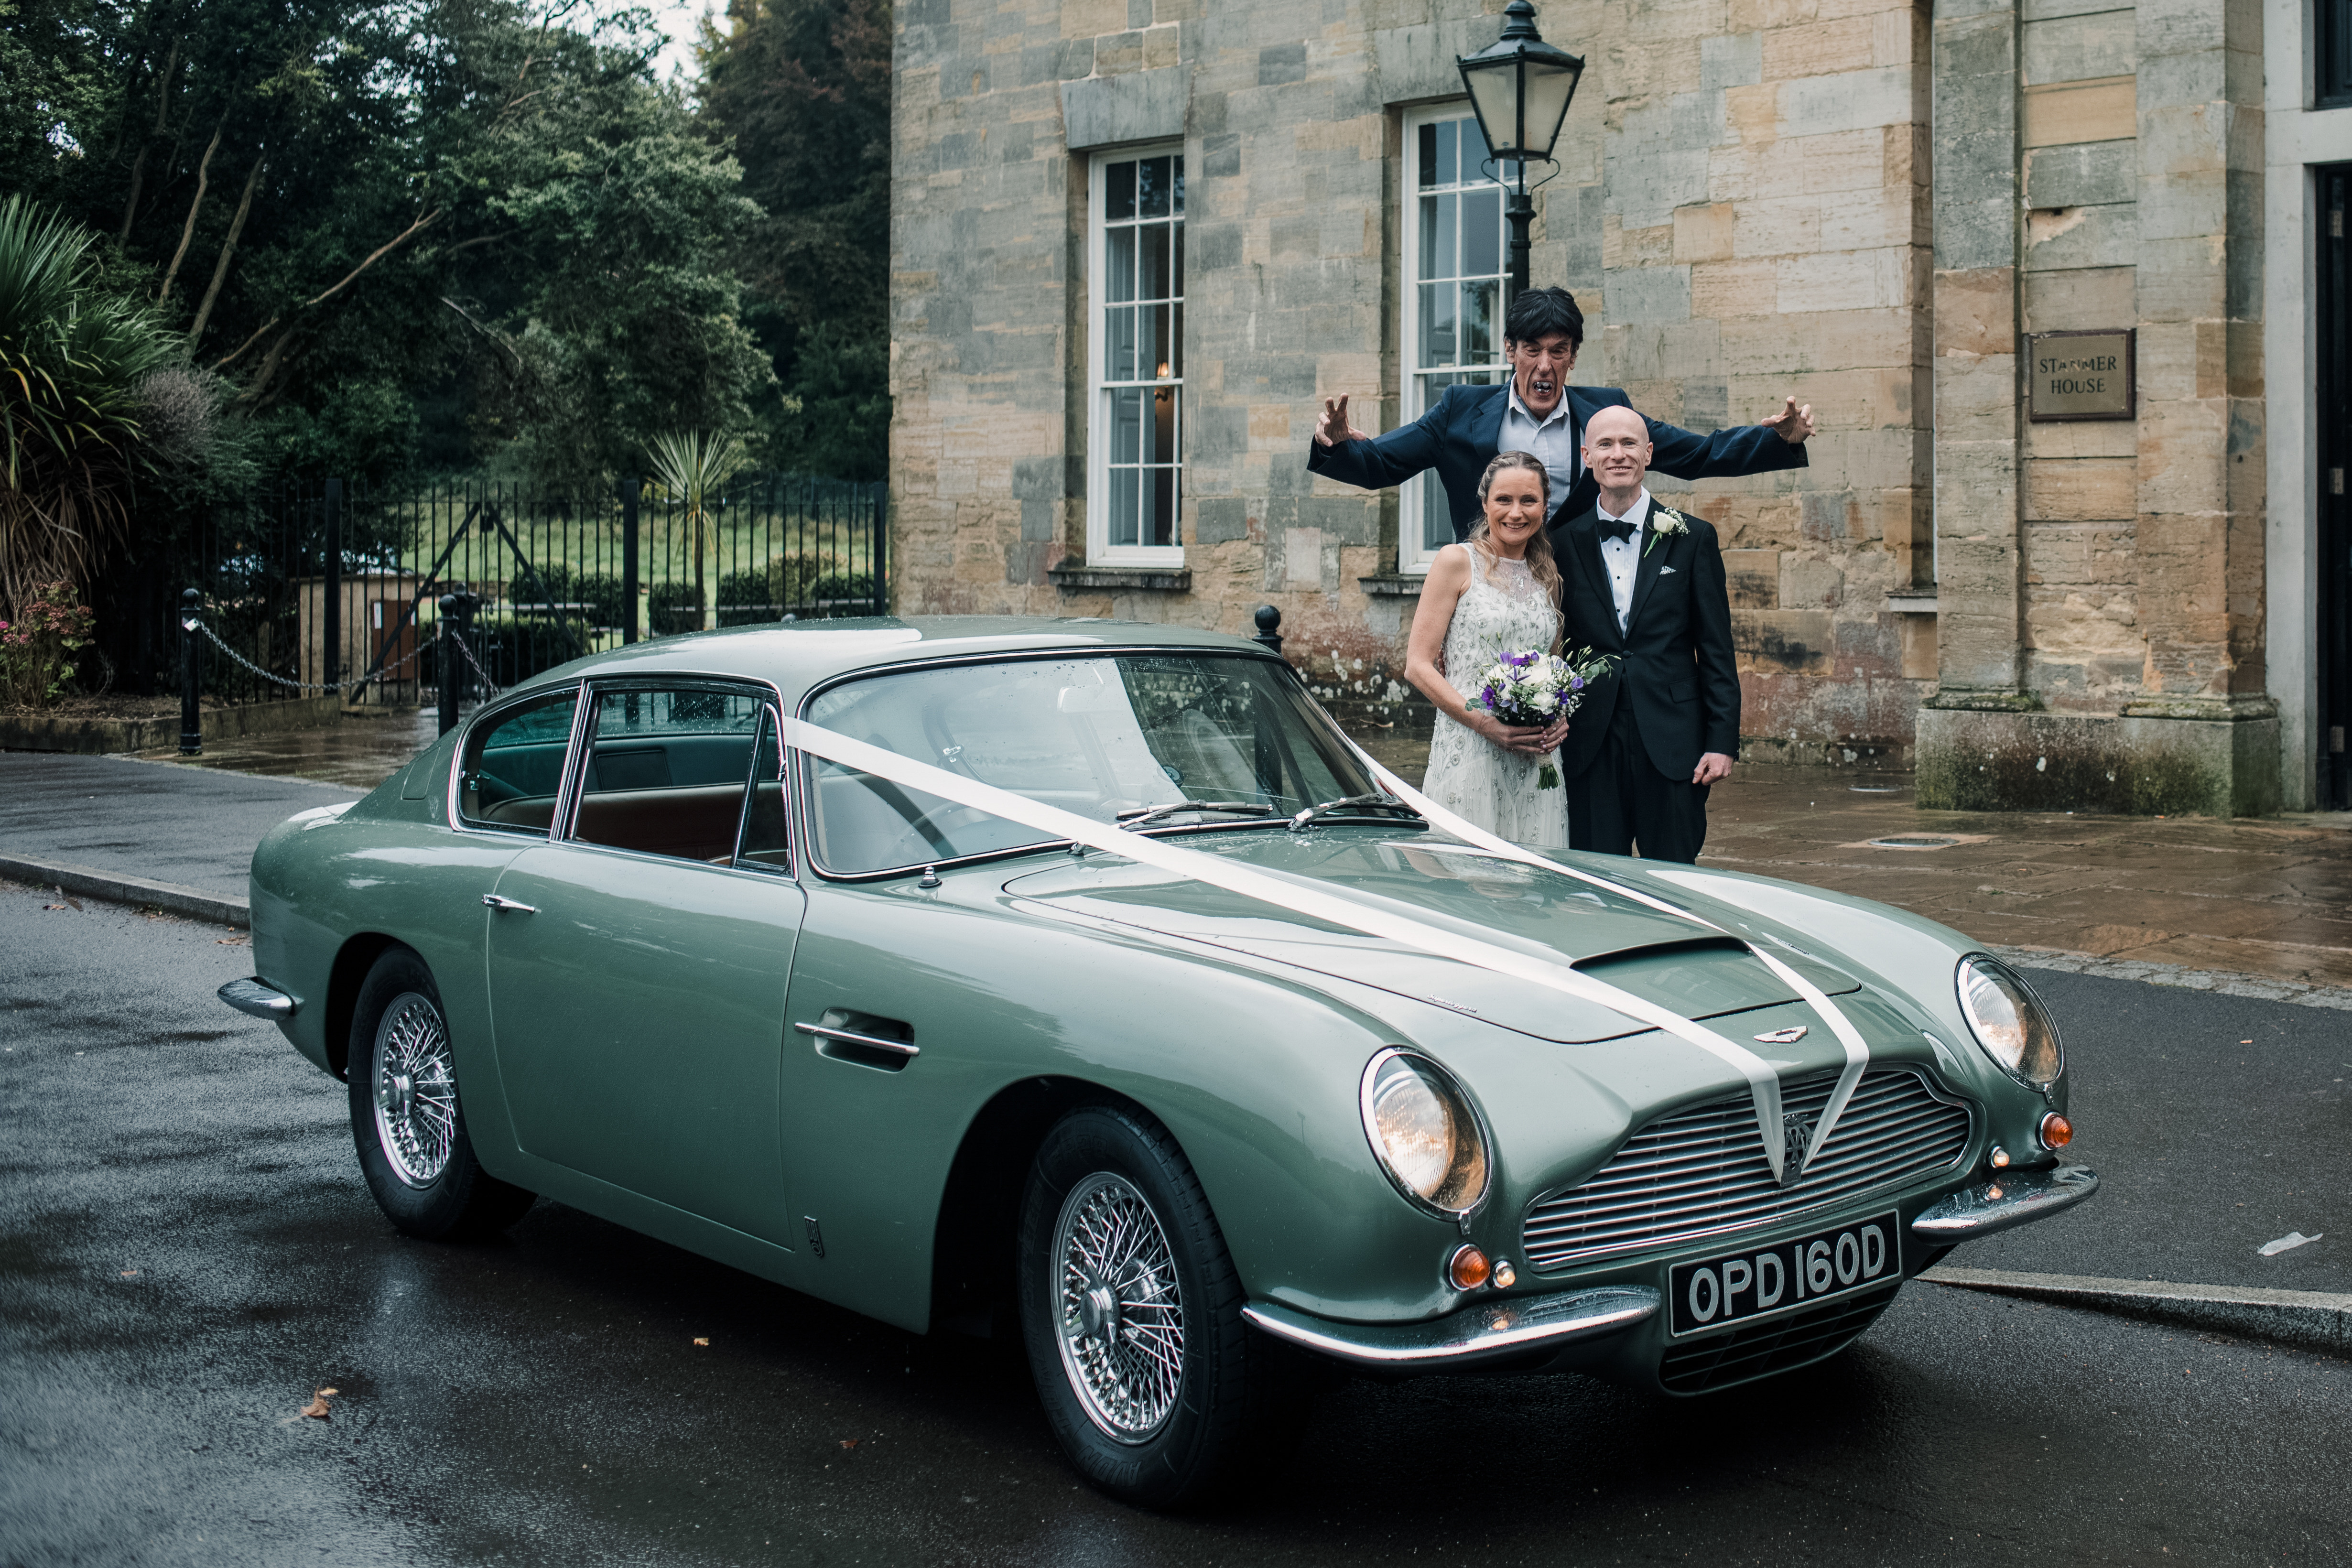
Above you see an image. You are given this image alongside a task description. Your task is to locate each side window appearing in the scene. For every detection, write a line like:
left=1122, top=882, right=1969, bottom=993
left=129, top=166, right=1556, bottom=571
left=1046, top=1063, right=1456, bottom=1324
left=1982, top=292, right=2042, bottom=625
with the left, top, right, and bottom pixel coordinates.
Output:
left=571, top=686, right=764, bottom=864
left=733, top=706, right=792, bottom=875
left=458, top=689, right=580, bottom=832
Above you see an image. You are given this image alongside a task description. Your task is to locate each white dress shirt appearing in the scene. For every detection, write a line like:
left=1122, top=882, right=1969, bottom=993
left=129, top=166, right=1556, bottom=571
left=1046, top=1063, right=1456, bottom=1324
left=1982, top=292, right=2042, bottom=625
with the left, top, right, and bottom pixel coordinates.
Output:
left=1595, top=487, right=1652, bottom=634
left=1497, top=386, right=1580, bottom=519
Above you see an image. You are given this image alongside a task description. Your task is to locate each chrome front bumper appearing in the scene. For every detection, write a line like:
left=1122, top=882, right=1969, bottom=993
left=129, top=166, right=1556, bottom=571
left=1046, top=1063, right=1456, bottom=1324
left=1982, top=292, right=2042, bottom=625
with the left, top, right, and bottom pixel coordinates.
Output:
left=1910, top=1163, right=2099, bottom=1241
left=1243, top=1286, right=1659, bottom=1370
left=217, top=977, right=296, bottom=1019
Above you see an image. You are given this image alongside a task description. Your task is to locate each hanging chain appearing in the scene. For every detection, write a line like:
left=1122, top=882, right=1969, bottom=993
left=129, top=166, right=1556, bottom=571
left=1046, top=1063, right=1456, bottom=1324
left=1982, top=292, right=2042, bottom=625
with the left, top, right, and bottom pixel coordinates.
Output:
left=190, top=620, right=430, bottom=691
left=445, top=625, right=506, bottom=700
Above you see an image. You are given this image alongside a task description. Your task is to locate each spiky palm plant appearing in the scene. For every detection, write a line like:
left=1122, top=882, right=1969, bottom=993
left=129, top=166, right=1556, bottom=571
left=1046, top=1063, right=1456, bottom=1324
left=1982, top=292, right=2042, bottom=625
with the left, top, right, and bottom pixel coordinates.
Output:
left=0, top=197, right=176, bottom=616
left=646, top=429, right=749, bottom=632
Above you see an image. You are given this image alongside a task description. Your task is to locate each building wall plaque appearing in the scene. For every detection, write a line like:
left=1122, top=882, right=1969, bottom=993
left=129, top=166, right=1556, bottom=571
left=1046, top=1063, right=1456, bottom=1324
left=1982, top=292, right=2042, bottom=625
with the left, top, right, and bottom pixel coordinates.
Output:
left=2025, top=329, right=2136, bottom=422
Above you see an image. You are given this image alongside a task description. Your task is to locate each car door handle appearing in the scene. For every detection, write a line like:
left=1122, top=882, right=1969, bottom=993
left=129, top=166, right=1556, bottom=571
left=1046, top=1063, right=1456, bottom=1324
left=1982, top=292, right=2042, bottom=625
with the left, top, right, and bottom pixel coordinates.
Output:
left=794, top=1021, right=920, bottom=1062
left=482, top=894, right=537, bottom=913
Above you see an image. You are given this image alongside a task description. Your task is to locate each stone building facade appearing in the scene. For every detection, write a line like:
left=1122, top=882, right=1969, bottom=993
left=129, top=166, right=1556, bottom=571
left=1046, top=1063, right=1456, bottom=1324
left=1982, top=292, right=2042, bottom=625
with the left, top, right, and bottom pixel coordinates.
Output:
left=889, top=0, right=2352, bottom=813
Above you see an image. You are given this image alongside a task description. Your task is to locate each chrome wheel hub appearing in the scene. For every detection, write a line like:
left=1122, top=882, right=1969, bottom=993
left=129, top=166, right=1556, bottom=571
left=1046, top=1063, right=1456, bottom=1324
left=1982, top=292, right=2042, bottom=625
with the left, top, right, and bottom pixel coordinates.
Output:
left=371, top=992, right=456, bottom=1189
left=1051, top=1172, right=1184, bottom=1444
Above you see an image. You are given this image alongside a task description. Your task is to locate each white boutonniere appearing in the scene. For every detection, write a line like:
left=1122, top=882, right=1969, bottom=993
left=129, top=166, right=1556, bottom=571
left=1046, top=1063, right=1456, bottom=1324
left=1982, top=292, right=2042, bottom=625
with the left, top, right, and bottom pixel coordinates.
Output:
left=1643, top=507, right=1689, bottom=557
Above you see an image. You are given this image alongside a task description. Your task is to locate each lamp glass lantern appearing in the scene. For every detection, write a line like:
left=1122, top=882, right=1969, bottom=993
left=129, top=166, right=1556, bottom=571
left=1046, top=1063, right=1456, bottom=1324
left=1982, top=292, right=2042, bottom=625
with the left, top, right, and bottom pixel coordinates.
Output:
left=1455, top=0, right=1585, bottom=166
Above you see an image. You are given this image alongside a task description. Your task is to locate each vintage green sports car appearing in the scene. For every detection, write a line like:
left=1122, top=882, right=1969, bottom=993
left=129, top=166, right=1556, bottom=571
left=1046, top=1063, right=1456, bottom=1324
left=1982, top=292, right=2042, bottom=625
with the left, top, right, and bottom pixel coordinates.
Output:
left=222, top=617, right=2096, bottom=1504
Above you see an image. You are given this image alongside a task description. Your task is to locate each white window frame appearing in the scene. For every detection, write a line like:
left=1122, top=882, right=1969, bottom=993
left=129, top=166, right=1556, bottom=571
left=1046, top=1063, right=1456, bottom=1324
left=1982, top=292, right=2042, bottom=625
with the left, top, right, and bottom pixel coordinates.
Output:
left=1398, top=102, right=1512, bottom=574
left=1086, top=143, right=1187, bottom=566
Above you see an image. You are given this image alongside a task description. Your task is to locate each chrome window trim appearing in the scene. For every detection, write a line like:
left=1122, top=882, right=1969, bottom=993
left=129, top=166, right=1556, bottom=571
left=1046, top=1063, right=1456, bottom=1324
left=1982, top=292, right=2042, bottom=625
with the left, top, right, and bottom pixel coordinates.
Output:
left=791, top=647, right=1362, bottom=884
left=445, top=679, right=592, bottom=841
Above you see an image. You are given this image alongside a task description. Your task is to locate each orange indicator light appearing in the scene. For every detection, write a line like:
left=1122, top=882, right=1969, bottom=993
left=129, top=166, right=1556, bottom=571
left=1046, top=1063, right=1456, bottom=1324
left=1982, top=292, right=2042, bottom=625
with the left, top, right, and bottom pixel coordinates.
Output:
left=2040, top=1112, right=2074, bottom=1149
left=1449, top=1245, right=1492, bottom=1291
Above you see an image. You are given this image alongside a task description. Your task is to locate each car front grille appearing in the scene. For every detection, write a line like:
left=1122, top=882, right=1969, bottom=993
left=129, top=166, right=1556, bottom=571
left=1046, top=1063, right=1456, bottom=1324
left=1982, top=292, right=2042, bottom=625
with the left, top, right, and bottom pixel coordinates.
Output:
left=1521, top=1066, right=1972, bottom=1272
left=1657, top=1284, right=1901, bottom=1395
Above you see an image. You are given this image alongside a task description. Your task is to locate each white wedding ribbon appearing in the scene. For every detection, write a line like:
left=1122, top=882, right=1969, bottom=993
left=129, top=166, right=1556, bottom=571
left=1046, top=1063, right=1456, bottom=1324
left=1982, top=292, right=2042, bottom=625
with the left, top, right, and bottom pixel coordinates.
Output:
left=1346, top=748, right=1874, bottom=1177
left=782, top=714, right=1874, bottom=1182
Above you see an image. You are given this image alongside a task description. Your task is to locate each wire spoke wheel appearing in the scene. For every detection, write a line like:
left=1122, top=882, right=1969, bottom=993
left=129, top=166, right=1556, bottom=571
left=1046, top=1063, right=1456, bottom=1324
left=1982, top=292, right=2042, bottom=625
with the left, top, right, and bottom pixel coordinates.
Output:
left=371, top=991, right=456, bottom=1188
left=1051, top=1171, right=1186, bottom=1443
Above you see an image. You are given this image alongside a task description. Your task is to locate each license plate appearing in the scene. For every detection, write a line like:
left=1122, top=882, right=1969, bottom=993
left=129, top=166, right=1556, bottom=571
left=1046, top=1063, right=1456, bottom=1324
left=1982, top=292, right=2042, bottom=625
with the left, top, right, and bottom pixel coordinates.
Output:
left=1667, top=1211, right=1902, bottom=1337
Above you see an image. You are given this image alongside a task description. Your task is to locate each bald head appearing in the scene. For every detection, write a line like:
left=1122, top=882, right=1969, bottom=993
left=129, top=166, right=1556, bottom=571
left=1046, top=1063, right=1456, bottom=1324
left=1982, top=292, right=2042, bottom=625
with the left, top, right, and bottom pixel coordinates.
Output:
left=1581, top=404, right=1653, bottom=511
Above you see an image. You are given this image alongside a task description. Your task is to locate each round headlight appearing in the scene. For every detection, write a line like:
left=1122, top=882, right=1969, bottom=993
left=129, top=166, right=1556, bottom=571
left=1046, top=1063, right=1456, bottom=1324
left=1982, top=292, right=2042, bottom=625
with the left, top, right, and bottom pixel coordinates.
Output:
left=1360, top=1049, right=1490, bottom=1216
left=1955, top=955, right=2063, bottom=1088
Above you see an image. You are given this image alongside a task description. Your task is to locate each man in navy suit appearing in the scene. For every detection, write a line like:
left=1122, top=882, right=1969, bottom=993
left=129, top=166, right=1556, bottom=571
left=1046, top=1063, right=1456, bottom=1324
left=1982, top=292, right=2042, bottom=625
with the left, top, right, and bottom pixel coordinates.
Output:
left=1306, top=286, right=1814, bottom=538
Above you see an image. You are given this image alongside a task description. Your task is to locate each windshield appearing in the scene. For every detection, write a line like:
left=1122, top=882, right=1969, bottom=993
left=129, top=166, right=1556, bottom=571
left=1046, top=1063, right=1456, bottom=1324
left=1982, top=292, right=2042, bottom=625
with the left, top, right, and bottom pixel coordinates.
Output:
left=802, top=653, right=1382, bottom=875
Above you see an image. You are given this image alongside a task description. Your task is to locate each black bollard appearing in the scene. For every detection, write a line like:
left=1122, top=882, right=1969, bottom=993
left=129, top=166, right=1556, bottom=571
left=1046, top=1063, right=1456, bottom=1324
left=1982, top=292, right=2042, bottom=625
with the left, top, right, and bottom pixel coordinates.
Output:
left=1251, top=604, right=1284, bottom=656
left=436, top=592, right=476, bottom=736
left=178, top=588, right=203, bottom=756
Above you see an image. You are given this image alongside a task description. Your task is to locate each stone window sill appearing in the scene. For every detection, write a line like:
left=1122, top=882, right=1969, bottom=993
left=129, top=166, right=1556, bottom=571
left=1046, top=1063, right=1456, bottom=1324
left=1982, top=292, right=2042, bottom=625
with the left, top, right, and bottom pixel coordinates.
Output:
left=1358, top=574, right=1425, bottom=597
left=1884, top=594, right=1938, bottom=614
left=1048, top=565, right=1193, bottom=593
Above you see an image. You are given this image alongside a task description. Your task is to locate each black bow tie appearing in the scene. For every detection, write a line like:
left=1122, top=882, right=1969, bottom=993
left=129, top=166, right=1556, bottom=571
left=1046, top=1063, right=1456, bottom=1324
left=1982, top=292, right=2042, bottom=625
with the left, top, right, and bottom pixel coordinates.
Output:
left=1598, top=517, right=1637, bottom=544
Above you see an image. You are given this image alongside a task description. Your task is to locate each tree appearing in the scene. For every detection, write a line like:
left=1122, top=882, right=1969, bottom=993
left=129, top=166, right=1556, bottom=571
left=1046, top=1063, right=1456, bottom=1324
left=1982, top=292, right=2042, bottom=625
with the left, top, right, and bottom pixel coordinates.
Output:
left=696, top=0, right=889, bottom=478
left=0, top=195, right=176, bottom=612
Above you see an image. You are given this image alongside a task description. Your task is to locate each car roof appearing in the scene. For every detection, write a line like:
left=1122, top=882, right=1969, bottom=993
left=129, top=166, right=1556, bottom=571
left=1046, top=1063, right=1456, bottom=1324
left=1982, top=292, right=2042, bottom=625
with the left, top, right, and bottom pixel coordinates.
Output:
left=501, top=616, right=1286, bottom=708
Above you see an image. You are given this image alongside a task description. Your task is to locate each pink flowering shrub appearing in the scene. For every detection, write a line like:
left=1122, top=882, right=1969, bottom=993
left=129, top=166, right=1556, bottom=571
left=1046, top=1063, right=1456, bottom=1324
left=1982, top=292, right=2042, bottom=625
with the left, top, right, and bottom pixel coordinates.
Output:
left=0, top=583, right=98, bottom=707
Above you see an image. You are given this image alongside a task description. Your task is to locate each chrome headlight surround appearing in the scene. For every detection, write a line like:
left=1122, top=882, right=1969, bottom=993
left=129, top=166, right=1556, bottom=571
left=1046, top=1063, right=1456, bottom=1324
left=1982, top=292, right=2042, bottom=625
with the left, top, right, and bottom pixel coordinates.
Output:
left=1359, top=1048, right=1494, bottom=1221
left=1954, top=954, right=2064, bottom=1090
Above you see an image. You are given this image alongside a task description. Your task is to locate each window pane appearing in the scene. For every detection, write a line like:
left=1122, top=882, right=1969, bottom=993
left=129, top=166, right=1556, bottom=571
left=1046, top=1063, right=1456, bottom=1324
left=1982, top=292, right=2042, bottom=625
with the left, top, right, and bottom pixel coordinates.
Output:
left=1433, top=119, right=1457, bottom=185
left=1420, top=280, right=1456, bottom=366
left=1463, top=186, right=1501, bottom=277
left=1421, top=470, right=1453, bottom=551
left=1111, top=387, right=1143, bottom=463
left=1110, top=467, right=1140, bottom=547
left=1106, top=159, right=1135, bottom=221
left=1107, top=304, right=1137, bottom=381
left=1464, top=115, right=1490, bottom=173
left=576, top=687, right=764, bottom=863
left=1417, top=121, right=1439, bottom=188
left=1106, top=226, right=1137, bottom=303
left=1463, top=281, right=1496, bottom=362
left=1149, top=304, right=1171, bottom=379
left=735, top=707, right=791, bottom=873
left=1139, top=155, right=1171, bottom=218
left=1419, top=195, right=1441, bottom=279
left=1142, top=223, right=1168, bottom=301
left=1153, top=383, right=1177, bottom=466
left=1173, top=224, right=1184, bottom=295
left=1171, top=156, right=1184, bottom=215
left=460, top=690, right=578, bottom=831
left=1432, top=191, right=1457, bottom=279
left=1150, top=458, right=1176, bottom=550
left=1171, top=302, right=1183, bottom=378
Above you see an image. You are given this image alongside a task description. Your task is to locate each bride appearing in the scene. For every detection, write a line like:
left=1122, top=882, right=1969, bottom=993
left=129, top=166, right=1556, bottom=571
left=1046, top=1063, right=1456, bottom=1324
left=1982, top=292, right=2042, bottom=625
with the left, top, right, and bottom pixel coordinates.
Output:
left=1403, top=451, right=1570, bottom=845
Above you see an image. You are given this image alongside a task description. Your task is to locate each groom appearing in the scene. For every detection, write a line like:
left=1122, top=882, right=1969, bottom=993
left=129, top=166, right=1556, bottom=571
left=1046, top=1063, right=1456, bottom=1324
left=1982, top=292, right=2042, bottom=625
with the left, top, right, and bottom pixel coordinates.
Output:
left=1554, top=406, right=1739, bottom=864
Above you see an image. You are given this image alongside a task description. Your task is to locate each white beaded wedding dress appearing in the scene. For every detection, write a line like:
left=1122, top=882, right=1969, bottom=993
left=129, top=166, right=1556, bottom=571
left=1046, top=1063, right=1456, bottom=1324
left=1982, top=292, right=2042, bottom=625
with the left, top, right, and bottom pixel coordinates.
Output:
left=1420, top=547, right=1570, bottom=847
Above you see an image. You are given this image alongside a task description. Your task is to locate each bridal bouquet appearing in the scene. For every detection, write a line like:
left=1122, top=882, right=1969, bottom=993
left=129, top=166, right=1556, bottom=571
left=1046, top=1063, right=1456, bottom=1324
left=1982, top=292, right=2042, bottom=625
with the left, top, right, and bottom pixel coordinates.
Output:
left=1465, top=648, right=1617, bottom=789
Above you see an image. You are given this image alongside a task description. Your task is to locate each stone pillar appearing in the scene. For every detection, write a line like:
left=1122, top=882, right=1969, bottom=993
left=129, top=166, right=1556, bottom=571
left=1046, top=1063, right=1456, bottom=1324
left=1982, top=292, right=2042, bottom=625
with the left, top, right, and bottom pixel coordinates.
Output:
left=1926, top=0, right=2023, bottom=703
left=2121, top=0, right=2277, bottom=810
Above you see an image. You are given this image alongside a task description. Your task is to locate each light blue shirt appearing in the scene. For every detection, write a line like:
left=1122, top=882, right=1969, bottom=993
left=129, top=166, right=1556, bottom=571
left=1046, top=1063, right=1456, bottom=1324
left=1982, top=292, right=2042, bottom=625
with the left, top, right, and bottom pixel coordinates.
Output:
left=1498, top=387, right=1581, bottom=520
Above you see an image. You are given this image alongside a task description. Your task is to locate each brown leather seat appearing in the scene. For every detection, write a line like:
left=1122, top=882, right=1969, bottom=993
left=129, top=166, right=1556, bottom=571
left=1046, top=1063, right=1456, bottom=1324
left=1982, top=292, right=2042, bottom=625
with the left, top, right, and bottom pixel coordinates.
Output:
left=574, top=784, right=744, bottom=862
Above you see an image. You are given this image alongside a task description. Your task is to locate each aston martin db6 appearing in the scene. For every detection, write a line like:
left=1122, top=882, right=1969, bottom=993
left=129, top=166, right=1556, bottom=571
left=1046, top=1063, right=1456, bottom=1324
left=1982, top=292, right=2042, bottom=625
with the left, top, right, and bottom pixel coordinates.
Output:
left=223, top=618, right=2097, bottom=1504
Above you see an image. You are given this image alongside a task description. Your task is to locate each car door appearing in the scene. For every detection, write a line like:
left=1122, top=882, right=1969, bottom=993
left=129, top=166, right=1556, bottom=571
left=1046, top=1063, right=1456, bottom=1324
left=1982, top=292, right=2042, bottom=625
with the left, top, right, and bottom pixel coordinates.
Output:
left=485, top=682, right=806, bottom=1247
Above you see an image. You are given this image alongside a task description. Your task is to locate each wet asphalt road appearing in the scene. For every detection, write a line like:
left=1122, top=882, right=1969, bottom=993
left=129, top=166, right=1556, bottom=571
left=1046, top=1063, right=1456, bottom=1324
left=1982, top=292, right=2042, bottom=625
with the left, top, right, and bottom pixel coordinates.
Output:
left=3, top=880, right=2350, bottom=1567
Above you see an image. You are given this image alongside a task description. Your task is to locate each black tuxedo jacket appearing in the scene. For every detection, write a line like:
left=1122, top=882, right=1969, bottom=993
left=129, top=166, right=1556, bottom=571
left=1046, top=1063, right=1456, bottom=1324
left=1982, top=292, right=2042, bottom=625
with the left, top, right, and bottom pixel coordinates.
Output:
left=1305, top=382, right=1806, bottom=540
left=1551, top=503, right=1741, bottom=783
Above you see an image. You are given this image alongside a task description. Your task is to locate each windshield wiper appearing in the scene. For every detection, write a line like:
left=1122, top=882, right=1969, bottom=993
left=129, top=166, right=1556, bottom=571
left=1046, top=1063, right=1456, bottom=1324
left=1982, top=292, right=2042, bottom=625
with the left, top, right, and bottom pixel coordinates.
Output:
left=1289, top=793, right=1422, bottom=832
left=1118, top=800, right=1279, bottom=831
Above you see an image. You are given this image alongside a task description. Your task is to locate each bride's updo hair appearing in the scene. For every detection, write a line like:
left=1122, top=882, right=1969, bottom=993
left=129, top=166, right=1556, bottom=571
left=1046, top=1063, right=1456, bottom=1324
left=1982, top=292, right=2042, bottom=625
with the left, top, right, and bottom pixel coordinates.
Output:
left=1466, top=450, right=1563, bottom=613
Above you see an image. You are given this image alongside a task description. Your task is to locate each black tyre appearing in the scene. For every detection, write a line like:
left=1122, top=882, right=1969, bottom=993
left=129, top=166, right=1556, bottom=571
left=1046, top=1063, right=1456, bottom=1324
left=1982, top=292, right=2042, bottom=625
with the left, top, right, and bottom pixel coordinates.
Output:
left=1017, top=1106, right=1282, bottom=1507
left=347, top=946, right=534, bottom=1241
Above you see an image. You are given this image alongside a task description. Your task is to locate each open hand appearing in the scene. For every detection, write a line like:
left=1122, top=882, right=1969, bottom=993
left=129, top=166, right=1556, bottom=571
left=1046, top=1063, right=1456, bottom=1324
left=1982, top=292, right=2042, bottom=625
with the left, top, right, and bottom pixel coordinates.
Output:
left=1315, top=395, right=1371, bottom=448
left=1760, top=396, right=1814, bottom=445
left=1692, top=752, right=1734, bottom=786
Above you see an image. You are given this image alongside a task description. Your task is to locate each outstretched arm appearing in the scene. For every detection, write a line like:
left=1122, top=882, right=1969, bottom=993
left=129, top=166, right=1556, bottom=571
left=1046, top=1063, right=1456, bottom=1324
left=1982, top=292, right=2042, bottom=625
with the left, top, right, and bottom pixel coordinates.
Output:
left=1307, top=390, right=1452, bottom=492
left=1644, top=395, right=1813, bottom=484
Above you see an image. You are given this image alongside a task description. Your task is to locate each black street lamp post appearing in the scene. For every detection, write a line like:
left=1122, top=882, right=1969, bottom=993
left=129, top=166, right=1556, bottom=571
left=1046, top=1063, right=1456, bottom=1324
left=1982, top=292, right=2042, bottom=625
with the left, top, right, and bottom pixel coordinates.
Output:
left=1456, top=0, right=1585, bottom=304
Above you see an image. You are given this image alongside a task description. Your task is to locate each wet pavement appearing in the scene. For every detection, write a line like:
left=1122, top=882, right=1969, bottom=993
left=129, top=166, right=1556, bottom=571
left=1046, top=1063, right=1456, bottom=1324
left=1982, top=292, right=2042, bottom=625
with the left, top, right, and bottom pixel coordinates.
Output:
left=3, top=880, right=2349, bottom=1565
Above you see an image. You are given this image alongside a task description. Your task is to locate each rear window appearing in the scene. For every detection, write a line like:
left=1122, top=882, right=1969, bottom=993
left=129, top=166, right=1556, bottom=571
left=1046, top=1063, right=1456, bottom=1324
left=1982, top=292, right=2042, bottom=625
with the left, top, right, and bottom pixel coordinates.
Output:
left=458, top=690, right=579, bottom=832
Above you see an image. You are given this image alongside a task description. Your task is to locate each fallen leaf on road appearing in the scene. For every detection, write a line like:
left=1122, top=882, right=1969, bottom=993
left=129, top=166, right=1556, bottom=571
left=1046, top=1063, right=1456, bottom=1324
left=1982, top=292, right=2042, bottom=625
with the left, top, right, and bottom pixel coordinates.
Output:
left=693, top=1337, right=709, bottom=1346
left=119, top=1269, right=138, bottom=1277
left=302, top=1389, right=334, bottom=1419
left=52, top=888, right=81, bottom=910
left=217, top=936, right=249, bottom=946
left=43, top=904, right=68, bottom=911
left=2258, top=1232, right=2321, bottom=1256
left=838, top=1439, right=859, bottom=1450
